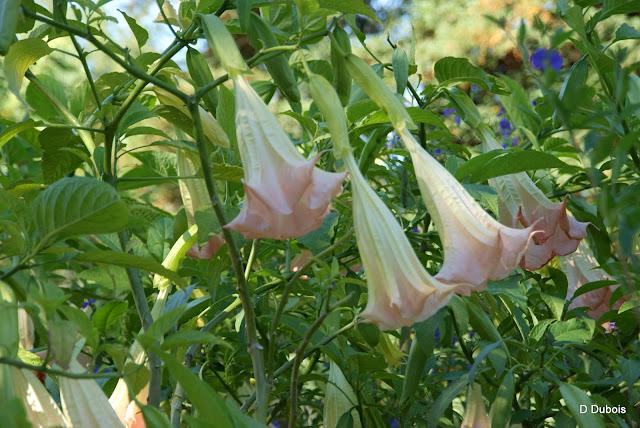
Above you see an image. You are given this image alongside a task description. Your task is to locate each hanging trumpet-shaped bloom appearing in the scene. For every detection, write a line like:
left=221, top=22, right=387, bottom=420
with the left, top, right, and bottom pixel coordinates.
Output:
left=225, top=77, right=346, bottom=239
left=59, top=360, right=125, bottom=428
left=461, top=384, right=491, bottom=428
left=399, top=128, right=537, bottom=292
left=10, top=367, right=70, bottom=427
left=308, top=70, right=483, bottom=326
left=479, top=127, right=588, bottom=270
left=346, top=155, right=455, bottom=329
left=562, top=242, right=624, bottom=319
left=342, top=53, right=536, bottom=291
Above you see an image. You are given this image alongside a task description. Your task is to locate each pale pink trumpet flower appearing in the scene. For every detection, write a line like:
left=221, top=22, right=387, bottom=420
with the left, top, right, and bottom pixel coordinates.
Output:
left=343, top=53, right=537, bottom=291
left=225, top=77, right=346, bottom=239
left=479, top=127, right=588, bottom=270
left=398, top=128, right=537, bottom=293
left=461, top=384, right=491, bottom=428
left=346, top=155, right=455, bottom=329
left=307, top=71, right=459, bottom=329
left=562, top=242, right=624, bottom=320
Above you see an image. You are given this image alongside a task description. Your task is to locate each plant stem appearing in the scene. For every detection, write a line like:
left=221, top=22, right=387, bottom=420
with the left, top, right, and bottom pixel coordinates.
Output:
left=242, top=318, right=357, bottom=412
left=22, top=6, right=187, bottom=102
left=194, top=27, right=330, bottom=100
left=188, top=100, right=268, bottom=422
left=266, top=228, right=354, bottom=377
left=288, top=293, right=353, bottom=428
left=117, top=230, right=163, bottom=408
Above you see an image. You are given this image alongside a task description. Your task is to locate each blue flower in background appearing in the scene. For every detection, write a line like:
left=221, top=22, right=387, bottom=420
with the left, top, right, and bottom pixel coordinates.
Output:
left=499, top=118, right=513, bottom=137
left=454, top=115, right=461, bottom=125
left=442, top=108, right=456, bottom=117
left=530, top=48, right=563, bottom=72
left=391, top=418, right=400, bottom=428
left=511, top=137, right=519, bottom=147
left=434, top=148, right=443, bottom=156
left=81, top=298, right=96, bottom=309
left=434, top=327, right=441, bottom=341
left=497, top=106, right=506, bottom=117
left=501, top=143, right=508, bottom=149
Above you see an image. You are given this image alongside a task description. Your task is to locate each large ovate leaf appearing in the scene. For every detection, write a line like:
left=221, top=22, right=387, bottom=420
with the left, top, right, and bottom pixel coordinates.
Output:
left=0, top=0, right=20, bottom=54
left=4, top=38, right=52, bottom=97
left=558, top=383, right=606, bottom=428
left=30, top=177, right=129, bottom=247
left=455, top=149, right=573, bottom=182
left=435, top=57, right=507, bottom=94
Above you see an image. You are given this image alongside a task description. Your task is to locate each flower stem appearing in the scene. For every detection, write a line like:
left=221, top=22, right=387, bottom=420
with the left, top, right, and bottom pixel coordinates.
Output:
left=188, top=100, right=268, bottom=422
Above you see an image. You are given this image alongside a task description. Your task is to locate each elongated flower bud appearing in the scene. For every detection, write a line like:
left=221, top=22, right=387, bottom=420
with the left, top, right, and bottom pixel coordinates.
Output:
left=200, top=14, right=248, bottom=77
left=346, top=154, right=454, bottom=329
left=478, top=126, right=588, bottom=270
left=344, top=53, right=415, bottom=130
left=176, top=150, right=226, bottom=260
left=60, top=360, right=124, bottom=428
left=323, top=362, right=362, bottom=428
left=11, top=367, right=70, bottom=427
left=110, top=226, right=197, bottom=424
left=461, top=384, right=491, bottom=428
left=562, top=242, right=625, bottom=319
left=153, top=87, right=230, bottom=148
left=225, top=76, right=346, bottom=239
left=307, top=73, right=351, bottom=160
left=399, top=129, right=536, bottom=291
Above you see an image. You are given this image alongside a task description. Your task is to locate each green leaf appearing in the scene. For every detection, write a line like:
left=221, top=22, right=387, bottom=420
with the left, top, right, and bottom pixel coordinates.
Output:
left=498, top=76, right=542, bottom=134
left=434, top=57, right=507, bottom=94
left=588, top=0, right=640, bottom=29
left=571, top=280, right=617, bottom=299
left=39, top=128, right=89, bottom=183
left=455, top=149, right=573, bottom=182
left=146, top=346, right=263, bottom=428
left=161, top=330, right=231, bottom=350
left=141, top=405, right=172, bottom=428
left=30, top=177, right=129, bottom=247
left=615, top=23, right=640, bottom=41
left=558, top=383, right=606, bottom=428
left=0, top=0, right=20, bottom=55
left=549, top=318, right=595, bottom=343
left=3, top=38, right=52, bottom=97
left=392, top=47, right=409, bottom=94
left=0, top=120, right=36, bottom=149
left=429, top=341, right=501, bottom=427
left=490, top=370, right=515, bottom=428
left=119, top=10, right=149, bottom=50
left=75, top=250, right=186, bottom=287
left=318, top=0, right=379, bottom=22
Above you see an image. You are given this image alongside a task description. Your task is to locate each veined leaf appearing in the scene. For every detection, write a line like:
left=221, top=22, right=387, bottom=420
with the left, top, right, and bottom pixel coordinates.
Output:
left=119, top=10, right=149, bottom=50
left=0, top=0, right=20, bottom=54
left=4, top=38, right=52, bottom=97
left=435, top=57, right=508, bottom=94
left=0, top=120, right=36, bottom=149
left=455, top=149, right=573, bottom=182
left=74, top=250, right=186, bottom=287
left=30, top=177, right=129, bottom=248
left=558, top=383, right=606, bottom=428
left=318, top=0, right=379, bottom=22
